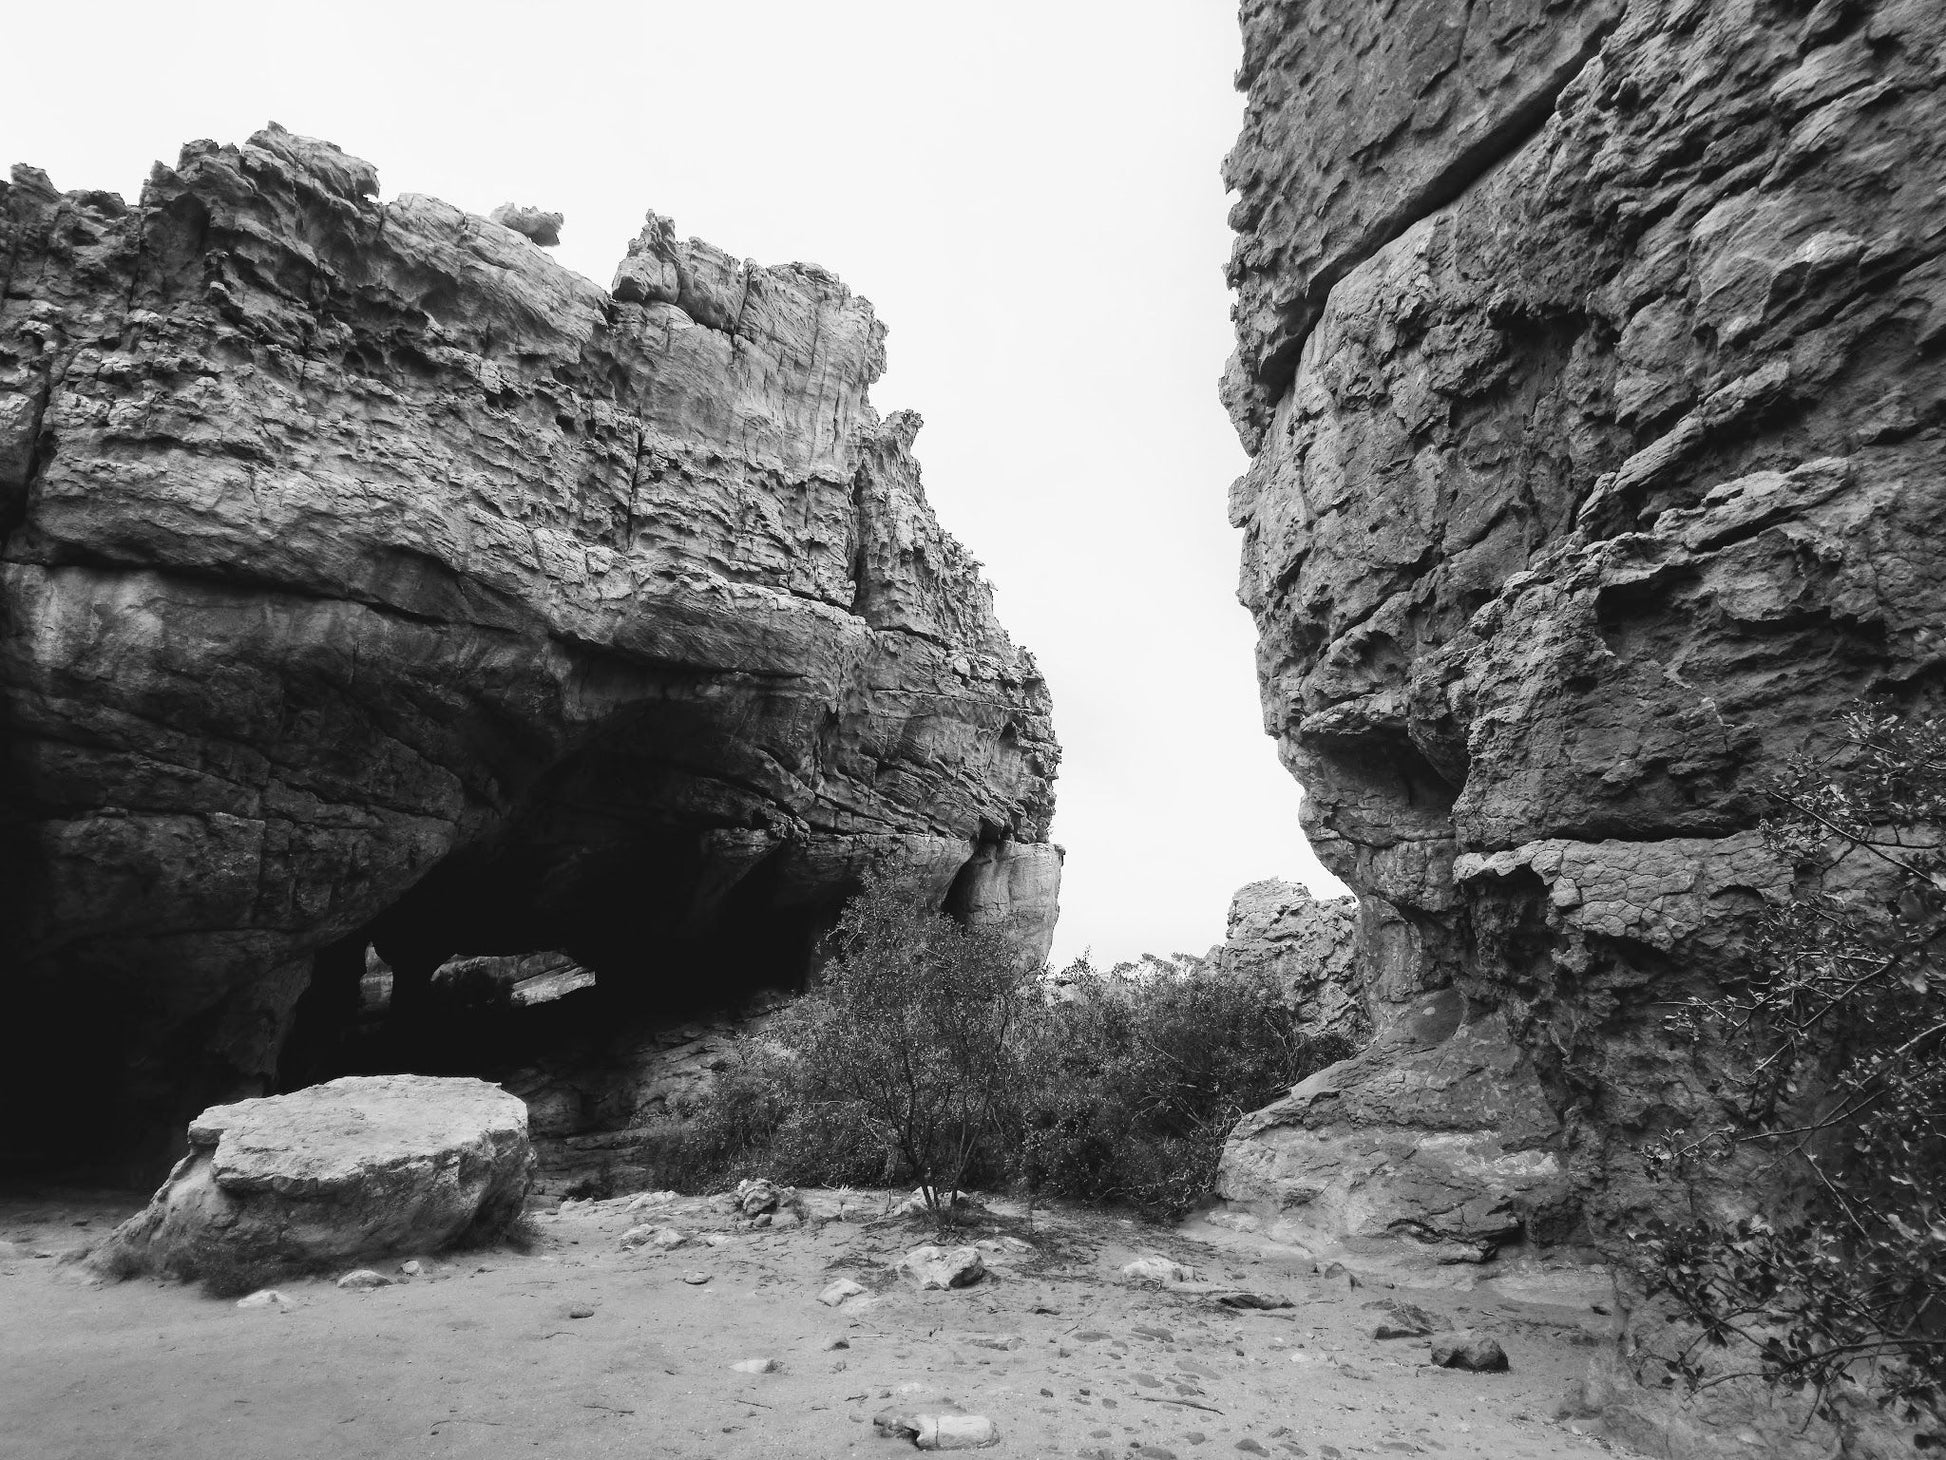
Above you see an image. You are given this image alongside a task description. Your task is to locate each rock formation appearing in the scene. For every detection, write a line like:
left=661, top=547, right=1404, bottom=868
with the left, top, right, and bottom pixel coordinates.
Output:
left=0, top=125, right=1060, bottom=1174
left=90, top=1074, right=532, bottom=1289
left=1223, top=1, right=1944, bottom=1449
left=1210, top=878, right=1362, bottom=1040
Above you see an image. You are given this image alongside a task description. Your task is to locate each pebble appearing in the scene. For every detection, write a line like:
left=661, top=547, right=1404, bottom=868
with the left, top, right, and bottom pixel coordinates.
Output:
left=731, top=1357, right=781, bottom=1374
left=1236, top=1443, right=1269, bottom=1456
left=398, top=1260, right=423, bottom=1277
left=234, top=1289, right=293, bottom=1310
left=568, top=1304, right=594, bottom=1319
left=336, top=1269, right=392, bottom=1290
left=681, top=1271, right=711, bottom=1285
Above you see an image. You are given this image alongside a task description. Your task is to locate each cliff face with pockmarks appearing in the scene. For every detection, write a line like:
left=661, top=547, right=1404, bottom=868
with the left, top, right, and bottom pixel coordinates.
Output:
left=1222, top=3, right=1944, bottom=1449
left=0, top=126, right=1060, bottom=1171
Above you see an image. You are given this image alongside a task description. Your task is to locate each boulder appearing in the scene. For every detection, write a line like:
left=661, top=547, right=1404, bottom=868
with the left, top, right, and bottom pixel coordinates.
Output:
left=90, top=1075, right=531, bottom=1290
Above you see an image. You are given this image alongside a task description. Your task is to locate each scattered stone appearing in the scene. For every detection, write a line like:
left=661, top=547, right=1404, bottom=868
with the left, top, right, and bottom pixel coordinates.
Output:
left=872, top=1411, right=1001, bottom=1450
left=398, top=1260, right=423, bottom=1277
left=896, top=1244, right=986, bottom=1290
left=731, top=1357, right=781, bottom=1374
left=1371, top=1299, right=1448, bottom=1340
left=961, top=1333, right=1023, bottom=1352
left=1431, top=1332, right=1510, bottom=1372
left=88, top=1076, right=532, bottom=1289
left=734, top=1177, right=807, bottom=1223
left=487, top=203, right=563, bottom=247
left=567, top=1304, right=594, bottom=1319
left=1215, top=1290, right=1293, bottom=1310
left=337, top=1269, right=392, bottom=1291
left=819, top=1278, right=866, bottom=1307
left=624, top=1190, right=679, bottom=1212
left=825, top=1336, right=851, bottom=1351
left=1135, top=1447, right=1179, bottom=1460
left=1237, top=1443, right=1269, bottom=1456
left=1122, top=1256, right=1195, bottom=1284
left=234, top=1289, right=294, bottom=1310
left=621, top=1224, right=685, bottom=1250
left=1132, top=1324, right=1175, bottom=1341
left=680, top=1270, right=711, bottom=1285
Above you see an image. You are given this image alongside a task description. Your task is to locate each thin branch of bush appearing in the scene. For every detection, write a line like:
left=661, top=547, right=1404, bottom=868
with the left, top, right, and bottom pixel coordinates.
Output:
left=1634, top=706, right=1946, bottom=1427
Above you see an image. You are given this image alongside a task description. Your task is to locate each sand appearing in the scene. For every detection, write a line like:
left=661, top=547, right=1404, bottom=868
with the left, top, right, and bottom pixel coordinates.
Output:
left=0, top=1187, right=1641, bottom=1459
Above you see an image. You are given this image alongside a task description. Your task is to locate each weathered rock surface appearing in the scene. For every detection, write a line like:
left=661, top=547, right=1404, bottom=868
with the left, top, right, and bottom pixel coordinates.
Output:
left=1224, top=0, right=1946, bottom=1451
left=487, top=202, right=562, bottom=246
left=0, top=125, right=1060, bottom=1168
left=1218, top=988, right=1572, bottom=1267
left=1210, top=878, right=1361, bottom=1039
left=90, top=1074, right=531, bottom=1287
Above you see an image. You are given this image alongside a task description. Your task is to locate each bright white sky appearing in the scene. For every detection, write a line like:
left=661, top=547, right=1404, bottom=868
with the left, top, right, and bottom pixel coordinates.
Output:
left=8, top=0, right=1346, bottom=966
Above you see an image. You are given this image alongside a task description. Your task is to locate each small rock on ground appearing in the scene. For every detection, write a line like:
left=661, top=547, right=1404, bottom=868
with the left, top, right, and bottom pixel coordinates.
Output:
left=336, top=1269, right=392, bottom=1290
left=1431, top=1331, right=1509, bottom=1372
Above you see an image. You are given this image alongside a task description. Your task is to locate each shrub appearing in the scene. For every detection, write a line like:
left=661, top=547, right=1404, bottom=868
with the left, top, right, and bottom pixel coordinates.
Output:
left=1639, top=707, right=1946, bottom=1425
left=1017, top=955, right=1354, bottom=1219
left=637, top=882, right=1356, bottom=1224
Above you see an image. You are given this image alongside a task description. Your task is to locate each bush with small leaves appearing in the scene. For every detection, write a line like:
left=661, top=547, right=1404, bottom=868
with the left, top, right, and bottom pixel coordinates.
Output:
left=1637, top=707, right=1946, bottom=1429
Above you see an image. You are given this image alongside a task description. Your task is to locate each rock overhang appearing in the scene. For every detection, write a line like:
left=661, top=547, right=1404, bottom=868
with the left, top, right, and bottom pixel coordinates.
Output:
left=0, top=123, right=1062, bottom=1172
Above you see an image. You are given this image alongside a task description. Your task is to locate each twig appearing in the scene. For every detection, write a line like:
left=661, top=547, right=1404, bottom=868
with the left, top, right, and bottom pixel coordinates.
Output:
left=1135, top=1395, right=1224, bottom=1415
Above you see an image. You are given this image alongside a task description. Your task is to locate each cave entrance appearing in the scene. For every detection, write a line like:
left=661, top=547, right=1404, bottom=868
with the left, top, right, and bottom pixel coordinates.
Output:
left=275, top=820, right=861, bottom=1191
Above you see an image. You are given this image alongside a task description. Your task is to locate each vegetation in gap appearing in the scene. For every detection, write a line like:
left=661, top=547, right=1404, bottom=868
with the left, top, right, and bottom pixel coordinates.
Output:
left=637, top=878, right=1355, bottom=1222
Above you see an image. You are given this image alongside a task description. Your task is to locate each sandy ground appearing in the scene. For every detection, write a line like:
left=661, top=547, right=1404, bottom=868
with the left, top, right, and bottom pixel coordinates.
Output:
left=0, top=1187, right=1641, bottom=1460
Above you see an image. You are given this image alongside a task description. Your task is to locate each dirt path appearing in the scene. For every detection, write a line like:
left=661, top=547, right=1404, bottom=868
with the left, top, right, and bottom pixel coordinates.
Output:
left=0, top=1188, right=1638, bottom=1459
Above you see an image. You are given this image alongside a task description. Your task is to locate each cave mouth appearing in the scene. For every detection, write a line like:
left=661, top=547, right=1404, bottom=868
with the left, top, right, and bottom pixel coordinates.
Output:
left=274, top=822, right=859, bottom=1173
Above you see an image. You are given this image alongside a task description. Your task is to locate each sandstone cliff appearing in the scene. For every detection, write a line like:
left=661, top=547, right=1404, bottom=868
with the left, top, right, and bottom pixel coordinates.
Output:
left=0, top=126, right=1060, bottom=1171
left=1223, top=1, right=1943, bottom=1448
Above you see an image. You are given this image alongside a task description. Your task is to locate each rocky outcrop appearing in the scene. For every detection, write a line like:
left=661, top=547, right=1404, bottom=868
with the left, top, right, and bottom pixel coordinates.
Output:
left=1223, top=0, right=1946, bottom=1451
left=90, top=1075, right=532, bottom=1289
left=1218, top=987, right=1573, bottom=1271
left=1210, top=878, right=1361, bottom=1040
left=0, top=126, right=1060, bottom=1171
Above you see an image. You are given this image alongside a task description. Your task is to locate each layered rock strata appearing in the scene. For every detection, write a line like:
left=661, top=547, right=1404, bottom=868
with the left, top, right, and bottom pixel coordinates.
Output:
left=0, top=126, right=1060, bottom=1171
left=1224, top=0, right=1945, bottom=1449
left=1226, top=0, right=1945, bottom=1229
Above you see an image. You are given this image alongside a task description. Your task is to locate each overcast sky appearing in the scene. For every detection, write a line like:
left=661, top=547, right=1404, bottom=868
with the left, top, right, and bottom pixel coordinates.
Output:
left=8, top=0, right=1347, bottom=966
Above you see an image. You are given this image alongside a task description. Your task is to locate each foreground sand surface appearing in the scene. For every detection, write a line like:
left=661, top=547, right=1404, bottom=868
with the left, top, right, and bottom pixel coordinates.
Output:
left=0, top=1188, right=1639, bottom=1459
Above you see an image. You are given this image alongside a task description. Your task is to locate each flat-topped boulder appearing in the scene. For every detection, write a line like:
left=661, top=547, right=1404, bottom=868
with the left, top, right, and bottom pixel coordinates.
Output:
left=92, top=1075, right=532, bottom=1290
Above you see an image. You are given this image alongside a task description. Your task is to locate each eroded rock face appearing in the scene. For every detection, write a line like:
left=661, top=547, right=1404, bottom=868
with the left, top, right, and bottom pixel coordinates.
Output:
left=1224, top=1, right=1945, bottom=1450
left=90, top=1075, right=532, bottom=1288
left=1226, top=0, right=1945, bottom=1226
left=1211, top=878, right=1362, bottom=1040
left=0, top=125, right=1060, bottom=1169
